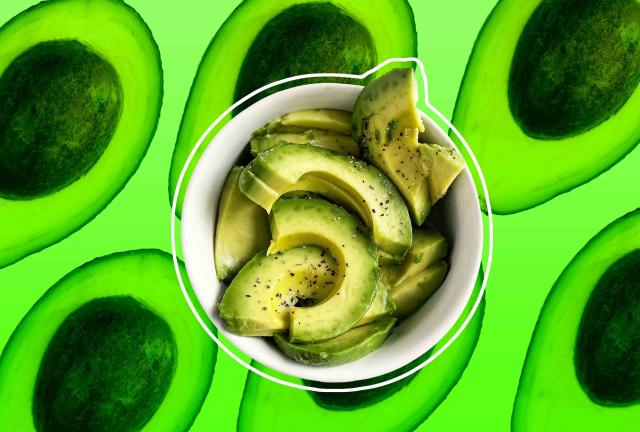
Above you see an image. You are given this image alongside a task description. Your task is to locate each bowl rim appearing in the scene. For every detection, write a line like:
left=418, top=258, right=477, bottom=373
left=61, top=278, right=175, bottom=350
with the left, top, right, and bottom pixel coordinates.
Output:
left=180, top=82, right=483, bottom=383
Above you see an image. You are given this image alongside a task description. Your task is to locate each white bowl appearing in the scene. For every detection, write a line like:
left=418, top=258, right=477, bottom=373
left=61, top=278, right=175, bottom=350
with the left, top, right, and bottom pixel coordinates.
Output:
left=181, top=83, right=482, bottom=383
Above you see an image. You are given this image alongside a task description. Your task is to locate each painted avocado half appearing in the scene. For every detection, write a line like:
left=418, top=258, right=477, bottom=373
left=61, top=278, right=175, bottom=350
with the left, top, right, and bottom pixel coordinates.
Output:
left=237, top=271, right=485, bottom=431
left=0, top=250, right=216, bottom=432
left=0, top=0, right=162, bottom=268
left=513, top=209, right=640, bottom=431
left=169, top=0, right=417, bottom=216
left=452, top=0, right=640, bottom=214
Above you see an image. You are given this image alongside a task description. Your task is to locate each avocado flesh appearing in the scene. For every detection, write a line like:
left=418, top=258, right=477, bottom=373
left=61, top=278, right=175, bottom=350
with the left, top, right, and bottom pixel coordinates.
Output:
left=0, top=250, right=216, bottom=432
left=218, top=247, right=338, bottom=336
left=352, top=68, right=428, bottom=224
left=391, top=261, right=448, bottom=319
left=169, top=0, right=417, bottom=216
left=274, top=317, right=396, bottom=366
left=513, top=210, right=640, bottom=431
left=268, top=198, right=379, bottom=343
left=452, top=0, right=640, bottom=214
left=359, top=281, right=395, bottom=325
left=250, top=130, right=359, bottom=157
left=419, top=143, right=465, bottom=203
left=0, top=0, right=162, bottom=267
left=215, top=166, right=270, bottom=281
left=237, top=270, right=485, bottom=430
left=240, top=143, right=412, bottom=261
left=278, top=109, right=353, bottom=135
left=385, top=227, right=448, bottom=287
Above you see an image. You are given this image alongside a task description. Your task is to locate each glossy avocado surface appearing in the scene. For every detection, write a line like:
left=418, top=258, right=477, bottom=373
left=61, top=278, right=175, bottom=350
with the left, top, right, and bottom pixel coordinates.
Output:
left=0, top=0, right=162, bottom=267
left=0, top=250, right=216, bottom=432
left=452, top=0, right=640, bottom=214
left=513, top=210, right=640, bottom=431
left=169, top=0, right=417, bottom=216
left=236, top=271, right=485, bottom=431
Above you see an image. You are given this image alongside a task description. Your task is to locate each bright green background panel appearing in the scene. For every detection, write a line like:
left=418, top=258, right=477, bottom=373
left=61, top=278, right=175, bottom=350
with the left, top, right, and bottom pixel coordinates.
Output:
left=1, top=1, right=639, bottom=431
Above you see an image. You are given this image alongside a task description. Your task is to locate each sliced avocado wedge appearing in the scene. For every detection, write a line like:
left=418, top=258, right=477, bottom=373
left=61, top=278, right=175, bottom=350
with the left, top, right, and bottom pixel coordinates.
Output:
left=268, top=198, right=379, bottom=343
left=218, top=247, right=337, bottom=336
left=215, top=167, right=270, bottom=281
left=169, top=0, right=417, bottom=216
left=359, top=281, right=395, bottom=325
left=452, top=0, right=640, bottom=214
left=240, top=143, right=412, bottom=262
left=513, top=210, right=640, bottom=431
left=353, top=68, right=430, bottom=224
left=237, top=270, right=486, bottom=431
left=0, top=250, right=216, bottom=432
left=391, top=261, right=448, bottom=319
left=0, top=0, right=162, bottom=268
left=419, top=144, right=465, bottom=203
left=250, top=130, right=359, bottom=156
left=278, top=109, right=353, bottom=134
left=386, top=227, right=448, bottom=287
left=274, top=317, right=396, bottom=366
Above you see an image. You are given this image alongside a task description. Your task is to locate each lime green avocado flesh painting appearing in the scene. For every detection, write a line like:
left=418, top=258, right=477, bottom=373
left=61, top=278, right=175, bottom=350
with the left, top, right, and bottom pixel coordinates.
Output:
left=452, top=0, right=640, bottom=214
left=33, top=297, right=177, bottom=432
left=513, top=210, right=640, bottom=431
left=237, top=272, right=485, bottom=431
left=0, top=250, right=216, bottom=432
left=169, top=0, right=417, bottom=216
left=0, top=40, right=123, bottom=199
left=0, top=0, right=163, bottom=268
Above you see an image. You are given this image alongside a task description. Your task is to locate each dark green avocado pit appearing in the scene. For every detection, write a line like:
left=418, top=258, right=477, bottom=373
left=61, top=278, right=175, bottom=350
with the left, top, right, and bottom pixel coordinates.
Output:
left=234, top=3, right=376, bottom=105
left=0, top=39, right=123, bottom=199
left=33, top=296, right=177, bottom=432
left=509, top=0, right=640, bottom=139
left=575, top=249, right=640, bottom=406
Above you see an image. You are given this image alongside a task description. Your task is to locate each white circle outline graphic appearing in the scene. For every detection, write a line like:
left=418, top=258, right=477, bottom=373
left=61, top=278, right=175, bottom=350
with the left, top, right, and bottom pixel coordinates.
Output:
left=171, top=57, right=494, bottom=392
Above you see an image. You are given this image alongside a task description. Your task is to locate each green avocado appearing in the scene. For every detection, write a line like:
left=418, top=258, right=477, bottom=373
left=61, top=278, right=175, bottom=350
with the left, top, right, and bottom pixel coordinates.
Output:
left=513, top=209, right=640, bottom=431
left=169, top=0, right=417, bottom=215
left=215, top=166, right=270, bottom=281
left=0, top=250, right=216, bottom=432
left=250, top=130, right=359, bottom=157
left=453, top=0, right=640, bottom=214
left=0, top=0, right=162, bottom=267
left=391, top=261, right=448, bottom=319
left=274, top=317, right=396, bottom=366
left=268, top=198, right=379, bottom=343
left=384, top=227, right=448, bottom=287
left=240, top=143, right=412, bottom=262
left=276, top=109, right=353, bottom=135
left=353, top=68, right=463, bottom=224
left=218, top=246, right=338, bottom=336
left=237, top=270, right=485, bottom=431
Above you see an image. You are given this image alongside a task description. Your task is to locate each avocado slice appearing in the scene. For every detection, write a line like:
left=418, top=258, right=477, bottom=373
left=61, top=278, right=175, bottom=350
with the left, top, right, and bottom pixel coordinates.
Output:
left=360, top=281, right=395, bottom=325
left=0, top=0, right=162, bottom=267
left=385, top=227, right=449, bottom=287
left=215, top=166, right=270, bottom=281
left=276, top=109, right=353, bottom=135
left=0, top=250, right=216, bottom=432
left=218, top=247, right=338, bottom=336
left=274, top=317, right=396, bottom=366
left=453, top=0, right=640, bottom=214
left=240, top=143, right=412, bottom=262
left=513, top=209, right=640, bottom=431
left=353, top=69, right=463, bottom=224
left=250, top=130, right=359, bottom=156
left=392, top=261, right=448, bottom=319
left=268, top=198, right=379, bottom=343
left=169, top=0, right=417, bottom=216
left=237, top=270, right=485, bottom=430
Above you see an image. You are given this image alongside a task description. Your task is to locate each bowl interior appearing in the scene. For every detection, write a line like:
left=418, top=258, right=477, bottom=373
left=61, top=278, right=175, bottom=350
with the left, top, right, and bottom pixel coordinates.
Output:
left=181, top=83, right=482, bottom=383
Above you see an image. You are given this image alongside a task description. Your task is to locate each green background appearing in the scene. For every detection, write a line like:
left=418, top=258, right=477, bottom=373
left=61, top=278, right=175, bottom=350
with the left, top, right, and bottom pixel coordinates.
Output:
left=1, top=1, right=638, bottom=430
